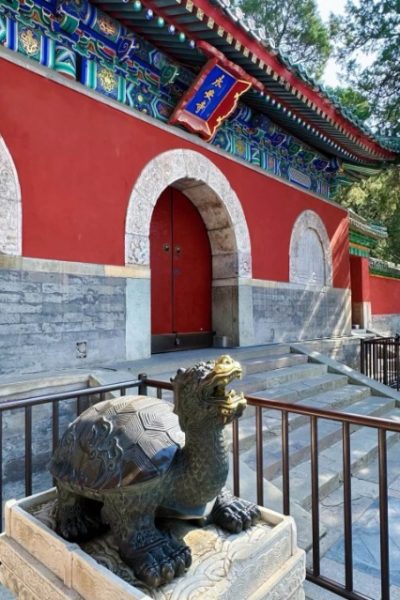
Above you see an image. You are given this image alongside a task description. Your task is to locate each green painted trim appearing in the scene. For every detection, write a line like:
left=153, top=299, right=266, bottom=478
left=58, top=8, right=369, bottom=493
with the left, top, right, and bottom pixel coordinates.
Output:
left=370, top=268, right=400, bottom=280
left=349, top=247, right=370, bottom=258
left=349, top=231, right=377, bottom=249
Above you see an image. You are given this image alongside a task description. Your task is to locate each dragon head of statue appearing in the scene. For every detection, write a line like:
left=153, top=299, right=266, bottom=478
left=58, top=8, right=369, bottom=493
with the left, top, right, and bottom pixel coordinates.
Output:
left=171, top=355, right=246, bottom=431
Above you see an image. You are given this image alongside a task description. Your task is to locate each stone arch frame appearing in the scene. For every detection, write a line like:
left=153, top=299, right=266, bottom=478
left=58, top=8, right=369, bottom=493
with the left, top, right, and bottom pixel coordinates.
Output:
left=0, top=135, right=22, bottom=256
left=125, top=149, right=252, bottom=279
left=125, top=149, right=254, bottom=351
left=289, top=209, right=333, bottom=287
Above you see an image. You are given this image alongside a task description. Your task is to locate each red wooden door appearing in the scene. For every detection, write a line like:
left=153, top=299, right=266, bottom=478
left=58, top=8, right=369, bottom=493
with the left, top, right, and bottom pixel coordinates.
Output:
left=150, top=187, right=212, bottom=352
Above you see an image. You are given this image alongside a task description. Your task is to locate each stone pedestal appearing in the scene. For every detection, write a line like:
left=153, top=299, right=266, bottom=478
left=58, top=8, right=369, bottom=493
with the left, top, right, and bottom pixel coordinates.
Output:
left=0, top=489, right=305, bottom=599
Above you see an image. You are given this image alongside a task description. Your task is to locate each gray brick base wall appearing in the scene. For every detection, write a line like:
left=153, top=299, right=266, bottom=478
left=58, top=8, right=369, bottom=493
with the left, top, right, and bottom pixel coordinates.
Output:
left=371, top=314, right=400, bottom=337
left=252, top=283, right=351, bottom=344
left=0, top=267, right=127, bottom=374
left=0, top=257, right=354, bottom=375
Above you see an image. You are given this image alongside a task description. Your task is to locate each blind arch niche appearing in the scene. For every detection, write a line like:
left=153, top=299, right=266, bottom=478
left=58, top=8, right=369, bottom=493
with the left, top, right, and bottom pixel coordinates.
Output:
left=289, top=210, right=332, bottom=288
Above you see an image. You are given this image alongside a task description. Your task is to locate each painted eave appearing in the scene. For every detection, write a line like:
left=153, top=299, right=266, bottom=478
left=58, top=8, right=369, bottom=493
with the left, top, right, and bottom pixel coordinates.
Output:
left=92, top=0, right=399, bottom=167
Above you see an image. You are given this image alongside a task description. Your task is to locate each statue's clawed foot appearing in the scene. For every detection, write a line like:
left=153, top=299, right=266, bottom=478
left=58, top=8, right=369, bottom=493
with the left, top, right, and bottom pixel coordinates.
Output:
left=211, top=488, right=260, bottom=533
left=119, top=529, right=192, bottom=588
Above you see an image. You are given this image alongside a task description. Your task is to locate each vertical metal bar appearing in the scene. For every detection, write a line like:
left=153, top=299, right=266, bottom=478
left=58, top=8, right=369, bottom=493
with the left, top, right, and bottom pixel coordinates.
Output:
left=157, top=388, right=162, bottom=399
left=368, top=341, right=372, bottom=379
left=76, top=395, right=85, bottom=416
left=373, top=342, right=378, bottom=382
left=310, top=416, right=320, bottom=577
left=378, top=429, right=390, bottom=600
left=360, top=340, right=365, bottom=375
left=282, top=411, right=290, bottom=516
left=255, top=406, right=264, bottom=506
left=396, top=338, right=400, bottom=391
left=342, top=422, right=353, bottom=592
left=52, top=401, right=60, bottom=452
left=232, top=418, right=240, bottom=497
left=138, top=373, right=148, bottom=396
left=100, top=392, right=105, bottom=403
left=0, top=412, right=3, bottom=529
left=25, top=406, right=32, bottom=497
left=383, top=344, right=388, bottom=386
left=120, top=386, right=127, bottom=397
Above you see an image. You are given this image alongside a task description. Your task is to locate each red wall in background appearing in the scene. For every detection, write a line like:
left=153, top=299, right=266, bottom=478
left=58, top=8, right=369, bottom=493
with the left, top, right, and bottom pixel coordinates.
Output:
left=350, top=256, right=370, bottom=302
left=0, top=58, right=349, bottom=288
left=370, top=275, right=400, bottom=315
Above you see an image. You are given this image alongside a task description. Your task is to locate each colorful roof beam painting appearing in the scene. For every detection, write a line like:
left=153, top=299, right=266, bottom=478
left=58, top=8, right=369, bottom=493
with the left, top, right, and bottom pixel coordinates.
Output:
left=90, top=0, right=399, bottom=167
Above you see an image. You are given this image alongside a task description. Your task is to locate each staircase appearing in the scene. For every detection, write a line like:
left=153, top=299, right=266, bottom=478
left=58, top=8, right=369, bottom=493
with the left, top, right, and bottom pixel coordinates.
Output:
left=231, top=346, right=399, bottom=510
left=126, top=343, right=400, bottom=545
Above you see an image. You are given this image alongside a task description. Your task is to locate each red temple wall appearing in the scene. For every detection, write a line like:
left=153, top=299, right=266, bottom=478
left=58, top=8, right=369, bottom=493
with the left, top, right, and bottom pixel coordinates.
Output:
left=0, top=58, right=349, bottom=288
left=350, top=256, right=371, bottom=303
left=370, top=275, right=400, bottom=315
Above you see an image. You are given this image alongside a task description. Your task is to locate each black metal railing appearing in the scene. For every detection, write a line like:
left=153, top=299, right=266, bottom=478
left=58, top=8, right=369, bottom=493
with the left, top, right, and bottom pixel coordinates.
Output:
left=0, top=375, right=399, bottom=600
left=361, top=336, right=400, bottom=390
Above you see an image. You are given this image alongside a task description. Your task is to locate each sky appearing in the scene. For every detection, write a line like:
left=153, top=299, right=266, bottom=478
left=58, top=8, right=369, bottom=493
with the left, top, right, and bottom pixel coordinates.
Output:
left=315, top=0, right=347, bottom=87
left=316, top=0, right=346, bottom=23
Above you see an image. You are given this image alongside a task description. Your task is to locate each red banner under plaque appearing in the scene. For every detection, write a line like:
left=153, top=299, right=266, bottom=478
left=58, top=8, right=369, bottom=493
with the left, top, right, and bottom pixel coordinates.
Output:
left=169, top=58, right=252, bottom=140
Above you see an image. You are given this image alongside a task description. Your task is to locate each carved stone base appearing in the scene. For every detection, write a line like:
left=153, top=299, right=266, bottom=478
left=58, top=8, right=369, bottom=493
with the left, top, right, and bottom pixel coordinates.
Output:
left=0, top=489, right=305, bottom=600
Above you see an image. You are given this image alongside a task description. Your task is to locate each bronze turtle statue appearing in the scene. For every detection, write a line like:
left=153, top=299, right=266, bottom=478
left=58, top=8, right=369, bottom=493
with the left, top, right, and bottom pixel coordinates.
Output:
left=49, top=355, right=260, bottom=588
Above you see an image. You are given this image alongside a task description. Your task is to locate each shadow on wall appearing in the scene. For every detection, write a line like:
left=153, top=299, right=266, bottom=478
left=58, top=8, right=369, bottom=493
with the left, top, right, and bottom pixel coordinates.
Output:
left=253, top=284, right=351, bottom=345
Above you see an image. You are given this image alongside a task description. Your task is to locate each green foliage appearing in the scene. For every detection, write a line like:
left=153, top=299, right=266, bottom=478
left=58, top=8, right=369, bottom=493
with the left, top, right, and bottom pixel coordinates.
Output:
left=327, top=87, right=372, bottom=121
left=238, top=0, right=400, bottom=264
left=239, top=0, right=332, bottom=77
left=337, top=167, right=400, bottom=262
left=332, top=0, right=400, bottom=134
left=332, top=0, right=400, bottom=263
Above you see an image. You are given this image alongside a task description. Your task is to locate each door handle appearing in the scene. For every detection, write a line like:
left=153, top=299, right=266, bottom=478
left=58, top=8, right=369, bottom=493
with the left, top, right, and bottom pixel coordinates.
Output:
left=163, top=243, right=170, bottom=252
left=175, top=245, right=181, bottom=255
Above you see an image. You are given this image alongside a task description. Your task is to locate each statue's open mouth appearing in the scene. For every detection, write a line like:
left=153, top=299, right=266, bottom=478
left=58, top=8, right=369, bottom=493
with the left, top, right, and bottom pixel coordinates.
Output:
left=205, top=361, right=247, bottom=421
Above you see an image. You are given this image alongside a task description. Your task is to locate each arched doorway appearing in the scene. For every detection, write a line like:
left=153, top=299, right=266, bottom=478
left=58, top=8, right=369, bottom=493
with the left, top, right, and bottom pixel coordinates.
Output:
left=150, top=187, right=212, bottom=352
left=125, top=149, right=254, bottom=359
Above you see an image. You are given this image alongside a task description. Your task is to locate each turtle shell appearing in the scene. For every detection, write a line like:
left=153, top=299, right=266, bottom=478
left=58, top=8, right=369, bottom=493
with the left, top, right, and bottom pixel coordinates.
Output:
left=49, top=395, right=184, bottom=490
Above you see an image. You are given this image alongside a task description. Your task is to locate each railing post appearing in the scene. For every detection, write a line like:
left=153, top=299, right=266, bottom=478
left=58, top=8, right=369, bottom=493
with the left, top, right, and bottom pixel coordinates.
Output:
left=25, top=406, right=33, bottom=498
left=378, top=429, right=390, bottom=600
left=360, top=339, right=365, bottom=375
left=282, top=412, right=290, bottom=516
left=255, top=406, right=264, bottom=507
left=396, top=336, right=400, bottom=391
left=310, top=416, right=320, bottom=577
left=232, top=418, right=240, bottom=497
left=138, top=373, right=148, bottom=396
left=383, top=343, right=388, bottom=386
left=342, top=422, right=353, bottom=592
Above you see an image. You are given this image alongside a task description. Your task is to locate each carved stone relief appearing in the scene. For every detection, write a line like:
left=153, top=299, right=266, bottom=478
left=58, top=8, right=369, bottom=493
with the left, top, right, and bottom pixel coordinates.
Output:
left=289, top=210, right=332, bottom=288
left=125, top=149, right=252, bottom=279
left=0, top=136, right=22, bottom=256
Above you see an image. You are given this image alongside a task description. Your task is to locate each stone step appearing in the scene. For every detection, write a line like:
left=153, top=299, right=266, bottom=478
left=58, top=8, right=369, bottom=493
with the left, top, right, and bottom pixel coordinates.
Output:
left=271, top=403, right=400, bottom=508
left=241, top=352, right=308, bottom=375
left=241, top=394, right=397, bottom=484
left=260, top=363, right=328, bottom=389
left=142, top=351, right=294, bottom=391
left=128, top=344, right=293, bottom=380
left=283, top=384, right=372, bottom=431
left=229, top=363, right=329, bottom=400
left=232, top=384, right=375, bottom=452
left=253, top=373, right=349, bottom=404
